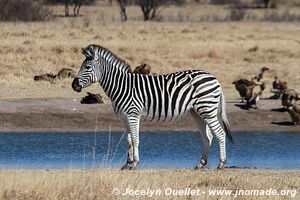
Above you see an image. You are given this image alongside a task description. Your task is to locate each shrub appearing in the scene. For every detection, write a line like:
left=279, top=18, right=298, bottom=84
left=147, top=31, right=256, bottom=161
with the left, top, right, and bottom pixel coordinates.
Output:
left=0, top=0, right=51, bottom=21
left=230, top=8, right=246, bottom=21
left=210, top=0, right=236, bottom=5
left=139, top=0, right=185, bottom=21
left=44, top=0, right=96, bottom=5
left=252, top=0, right=276, bottom=8
left=263, top=11, right=300, bottom=22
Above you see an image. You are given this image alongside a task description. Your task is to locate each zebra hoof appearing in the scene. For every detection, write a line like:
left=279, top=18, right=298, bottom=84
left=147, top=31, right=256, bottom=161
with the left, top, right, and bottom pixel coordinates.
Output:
left=217, top=162, right=226, bottom=170
left=121, top=164, right=131, bottom=170
left=129, top=162, right=139, bottom=170
left=128, top=166, right=137, bottom=170
left=194, top=165, right=205, bottom=170
left=121, top=160, right=135, bottom=170
left=121, top=166, right=129, bottom=170
left=195, top=159, right=206, bottom=170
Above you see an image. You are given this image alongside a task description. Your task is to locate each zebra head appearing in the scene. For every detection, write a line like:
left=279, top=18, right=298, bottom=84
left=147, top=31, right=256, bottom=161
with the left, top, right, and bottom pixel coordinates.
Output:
left=72, top=45, right=101, bottom=92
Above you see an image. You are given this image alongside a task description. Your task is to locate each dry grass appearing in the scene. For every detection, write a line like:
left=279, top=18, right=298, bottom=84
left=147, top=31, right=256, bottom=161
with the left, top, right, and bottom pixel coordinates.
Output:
left=0, top=169, right=299, bottom=200
left=0, top=3, right=299, bottom=100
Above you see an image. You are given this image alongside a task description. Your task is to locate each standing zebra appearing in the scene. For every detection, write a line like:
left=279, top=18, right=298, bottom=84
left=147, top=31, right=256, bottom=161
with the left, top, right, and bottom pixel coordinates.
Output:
left=72, top=44, right=232, bottom=170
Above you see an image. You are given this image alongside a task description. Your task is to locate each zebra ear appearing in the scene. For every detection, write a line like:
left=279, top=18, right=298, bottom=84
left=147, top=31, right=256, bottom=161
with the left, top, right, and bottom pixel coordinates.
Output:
left=82, top=46, right=94, bottom=59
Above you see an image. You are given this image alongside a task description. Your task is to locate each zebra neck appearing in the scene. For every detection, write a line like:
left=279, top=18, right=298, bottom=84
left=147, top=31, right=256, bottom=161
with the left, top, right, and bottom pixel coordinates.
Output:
left=98, top=63, right=131, bottom=102
left=98, top=47, right=131, bottom=73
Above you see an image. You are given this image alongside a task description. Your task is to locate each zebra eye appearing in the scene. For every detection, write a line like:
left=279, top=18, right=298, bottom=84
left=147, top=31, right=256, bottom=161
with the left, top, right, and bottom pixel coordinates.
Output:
left=86, top=66, right=91, bottom=70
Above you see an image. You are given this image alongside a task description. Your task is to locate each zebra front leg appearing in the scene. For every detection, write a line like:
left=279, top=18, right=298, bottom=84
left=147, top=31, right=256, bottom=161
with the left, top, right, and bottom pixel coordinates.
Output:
left=196, top=125, right=213, bottom=170
left=121, top=133, right=134, bottom=170
left=191, top=111, right=213, bottom=170
left=131, top=139, right=139, bottom=170
left=122, top=116, right=140, bottom=170
left=130, top=120, right=140, bottom=170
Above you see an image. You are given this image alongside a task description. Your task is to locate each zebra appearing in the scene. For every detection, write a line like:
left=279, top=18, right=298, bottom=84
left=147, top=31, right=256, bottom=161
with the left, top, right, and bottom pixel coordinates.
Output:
left=72, top=44, right=233, bottom=170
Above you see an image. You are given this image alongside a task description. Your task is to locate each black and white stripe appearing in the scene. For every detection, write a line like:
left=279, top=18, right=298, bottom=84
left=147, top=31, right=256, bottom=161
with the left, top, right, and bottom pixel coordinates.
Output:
left=72, top=44, right=232, bottom=170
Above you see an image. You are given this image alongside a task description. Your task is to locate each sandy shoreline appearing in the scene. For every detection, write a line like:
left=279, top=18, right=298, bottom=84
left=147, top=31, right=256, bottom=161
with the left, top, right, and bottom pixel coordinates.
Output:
left=0, top=98, right=299, bottom=132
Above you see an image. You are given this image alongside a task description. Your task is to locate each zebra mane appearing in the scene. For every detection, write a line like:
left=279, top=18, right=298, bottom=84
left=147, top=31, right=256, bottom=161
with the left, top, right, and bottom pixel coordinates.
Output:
left=89, top=44, right=132, bottom=73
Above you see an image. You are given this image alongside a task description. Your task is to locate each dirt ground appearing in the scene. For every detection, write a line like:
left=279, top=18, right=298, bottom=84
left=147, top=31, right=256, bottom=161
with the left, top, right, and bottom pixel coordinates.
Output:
left=0, top=98, right=299, bottom=132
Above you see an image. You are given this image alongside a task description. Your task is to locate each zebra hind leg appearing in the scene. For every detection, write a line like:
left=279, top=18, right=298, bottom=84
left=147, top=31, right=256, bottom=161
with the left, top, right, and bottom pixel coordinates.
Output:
left=190, top=110, right=213, bottom=170
left=193, top=105, right=227, bottom=170
left=204, top=116, right=227, bottom=170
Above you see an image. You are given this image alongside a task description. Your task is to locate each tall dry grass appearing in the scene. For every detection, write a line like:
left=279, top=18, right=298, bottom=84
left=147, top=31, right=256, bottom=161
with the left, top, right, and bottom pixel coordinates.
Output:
left=0, top=3, right=299, bottom=100
left=0, top=169, right=299, bottom=200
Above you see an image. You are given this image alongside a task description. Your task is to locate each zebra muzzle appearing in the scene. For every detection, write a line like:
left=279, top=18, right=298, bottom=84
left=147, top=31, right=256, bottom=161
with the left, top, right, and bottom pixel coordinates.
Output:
left=72, top=78, right=82, bottom=92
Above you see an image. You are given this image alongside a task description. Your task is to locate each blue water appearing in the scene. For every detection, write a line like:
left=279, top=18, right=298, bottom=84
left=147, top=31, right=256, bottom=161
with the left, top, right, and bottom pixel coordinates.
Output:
left=0, top=132, right=299, bottom=169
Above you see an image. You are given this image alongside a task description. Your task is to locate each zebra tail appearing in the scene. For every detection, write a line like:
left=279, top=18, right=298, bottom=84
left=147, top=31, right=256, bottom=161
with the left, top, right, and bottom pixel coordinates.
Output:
left=220, top=90, right=233, bottom=143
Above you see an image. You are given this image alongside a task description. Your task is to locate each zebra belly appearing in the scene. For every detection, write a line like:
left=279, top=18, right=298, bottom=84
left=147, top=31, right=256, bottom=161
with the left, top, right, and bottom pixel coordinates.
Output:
left=141, top=103, right=193, bottom=122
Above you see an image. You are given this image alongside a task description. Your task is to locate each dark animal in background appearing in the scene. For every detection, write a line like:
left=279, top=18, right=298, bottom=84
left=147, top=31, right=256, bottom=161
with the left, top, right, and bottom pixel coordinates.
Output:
left=287, top=95, right=300, bottom=125
left=34, top=68, right=75, bottom=82
left=232, top=79, right=252, bottom=103
left=258, top=80, right=266, bottom=92
left=270, top=76, right=288, bottom=99
left=233, top=80, right=264, bottom=109
left=56, top=68, right=76, bottom=79
left=245, top=84, right=262, bottom=109
left=80, top=92, right=104, bottom=104
left=288, top=106, right=300, bottom=125
left=255, top=66, right=269, bottom=82
left=233, top=66, right=269, bottom=104
left=34, top=73, right=56, bottom=82
left=253, top=66, right=269, bottom=93
left=133, top=63, right=151, bottom=75
left=282, top=90, right=299, bottom=108
left=65, top=0, right=82, bottom=17
left=273, top=76, right=288, bottom=91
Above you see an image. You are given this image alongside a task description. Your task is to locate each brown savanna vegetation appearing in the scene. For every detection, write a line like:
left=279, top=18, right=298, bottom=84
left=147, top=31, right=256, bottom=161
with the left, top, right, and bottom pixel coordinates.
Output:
left=0, top=169, right=299, bottom=200
left=0, top=0, right=299, bottom=100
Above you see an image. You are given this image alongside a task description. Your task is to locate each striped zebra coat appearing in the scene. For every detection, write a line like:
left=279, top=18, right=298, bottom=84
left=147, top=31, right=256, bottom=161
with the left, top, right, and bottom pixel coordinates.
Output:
left=72, top=44, right=232, bottom=170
